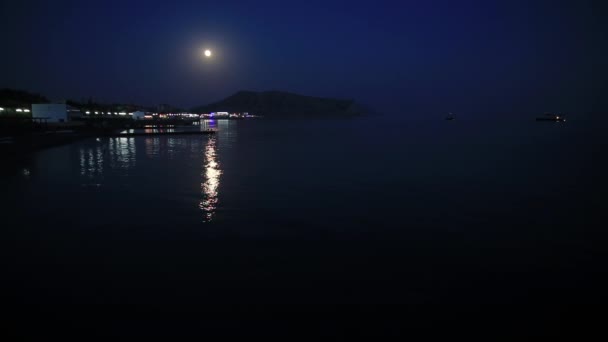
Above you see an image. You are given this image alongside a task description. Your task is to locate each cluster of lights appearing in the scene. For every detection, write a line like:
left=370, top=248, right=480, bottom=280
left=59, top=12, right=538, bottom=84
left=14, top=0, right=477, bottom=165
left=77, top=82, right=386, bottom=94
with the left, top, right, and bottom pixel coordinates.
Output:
left=165, top=113, right=200, bottom=117
left=0, top=107, right=30, bottom=112
left=0, top=106, right=258, bottom=120
left=79, top=110, right=212, bottom=118
left=200, top=112, right=252, bottom=118
left=81, top=110, right=140, bottom=115
left=126, top=112, right=212, bottom=120
left=6, top=108, right=250, bottom=119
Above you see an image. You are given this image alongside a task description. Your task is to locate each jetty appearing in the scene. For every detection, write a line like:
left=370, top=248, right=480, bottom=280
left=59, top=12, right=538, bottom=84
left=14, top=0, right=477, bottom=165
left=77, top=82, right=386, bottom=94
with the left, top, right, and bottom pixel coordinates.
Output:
left=103, top=130, right=217, bottom=137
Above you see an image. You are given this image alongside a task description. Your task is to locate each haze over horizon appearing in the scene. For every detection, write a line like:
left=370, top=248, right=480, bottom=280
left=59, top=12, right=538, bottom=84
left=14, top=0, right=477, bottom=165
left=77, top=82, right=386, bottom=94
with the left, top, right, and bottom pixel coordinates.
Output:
left=1, top=0, right=607, bottom=117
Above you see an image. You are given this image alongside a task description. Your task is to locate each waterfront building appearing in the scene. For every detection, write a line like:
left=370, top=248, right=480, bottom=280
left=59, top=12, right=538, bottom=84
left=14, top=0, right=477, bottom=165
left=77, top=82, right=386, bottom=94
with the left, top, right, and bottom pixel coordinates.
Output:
left=32, top=104, right=66, bottom=123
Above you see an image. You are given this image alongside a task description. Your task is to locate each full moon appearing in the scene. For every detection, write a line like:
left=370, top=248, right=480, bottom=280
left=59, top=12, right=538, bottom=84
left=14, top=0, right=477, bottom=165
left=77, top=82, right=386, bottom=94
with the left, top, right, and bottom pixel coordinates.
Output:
left=204, top=49, right=212, bottom=57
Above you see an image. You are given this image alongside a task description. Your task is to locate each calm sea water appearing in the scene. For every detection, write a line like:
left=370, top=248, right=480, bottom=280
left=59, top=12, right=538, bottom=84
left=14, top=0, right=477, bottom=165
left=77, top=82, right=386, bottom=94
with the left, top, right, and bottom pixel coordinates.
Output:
left=1, top=117, right=606, bottom=337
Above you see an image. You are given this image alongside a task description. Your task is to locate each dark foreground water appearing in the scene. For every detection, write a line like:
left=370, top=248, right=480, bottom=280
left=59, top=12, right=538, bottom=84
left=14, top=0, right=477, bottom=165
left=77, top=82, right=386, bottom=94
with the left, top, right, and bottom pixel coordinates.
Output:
left=1, top=117, right=606, bottom=338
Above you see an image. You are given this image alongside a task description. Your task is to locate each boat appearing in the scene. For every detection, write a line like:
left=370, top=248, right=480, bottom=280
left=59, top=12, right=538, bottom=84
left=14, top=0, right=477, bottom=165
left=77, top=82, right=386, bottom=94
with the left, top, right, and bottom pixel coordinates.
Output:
left=536, top=113, right=566, bottom=122
left=446, top=112, right=455, bottom=120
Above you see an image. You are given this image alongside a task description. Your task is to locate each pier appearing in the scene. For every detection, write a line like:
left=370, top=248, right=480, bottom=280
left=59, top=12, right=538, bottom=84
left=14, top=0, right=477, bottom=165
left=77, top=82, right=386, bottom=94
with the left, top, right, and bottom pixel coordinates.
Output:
left=104, top=130, right=217, bottom=137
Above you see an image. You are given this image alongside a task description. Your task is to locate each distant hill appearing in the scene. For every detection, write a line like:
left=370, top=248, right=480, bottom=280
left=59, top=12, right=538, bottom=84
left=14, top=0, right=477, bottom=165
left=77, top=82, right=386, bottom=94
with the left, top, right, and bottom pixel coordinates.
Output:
left=191, top=91, right=366, bottom=117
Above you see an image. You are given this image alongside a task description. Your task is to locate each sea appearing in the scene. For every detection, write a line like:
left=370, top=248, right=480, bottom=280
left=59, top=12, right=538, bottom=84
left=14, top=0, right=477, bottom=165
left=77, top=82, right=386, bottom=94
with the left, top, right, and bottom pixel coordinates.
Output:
left=1, top=116, right=606, bottom=338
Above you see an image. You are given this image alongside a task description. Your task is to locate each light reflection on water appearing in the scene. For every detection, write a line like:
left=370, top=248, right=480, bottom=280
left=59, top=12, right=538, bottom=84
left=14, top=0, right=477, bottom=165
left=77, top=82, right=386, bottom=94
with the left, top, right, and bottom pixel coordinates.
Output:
left=74, top=126, right=226, bottom=221
left=123, top=128, right=176, bottom=134
left=201, top=119, right=237, bottom=147
left=199, top=135, right=221, bottom=222
left=217, top=120, right=237, bottom=147
left=200, top=119, right=217, bottom=131
left=145, top=137, right=160, bottom=158
left=78, top=137, right=136, bottom=179
left=109, top=137, right=136, bottom=170
left=144, top=128, right=176, bottom=134
left=79, top=142, right=105, bottom=177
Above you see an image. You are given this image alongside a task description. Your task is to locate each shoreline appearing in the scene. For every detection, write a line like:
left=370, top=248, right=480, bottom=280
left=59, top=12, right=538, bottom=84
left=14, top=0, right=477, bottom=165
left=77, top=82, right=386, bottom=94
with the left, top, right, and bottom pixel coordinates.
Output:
left=0, top=126, right=217, bottom=155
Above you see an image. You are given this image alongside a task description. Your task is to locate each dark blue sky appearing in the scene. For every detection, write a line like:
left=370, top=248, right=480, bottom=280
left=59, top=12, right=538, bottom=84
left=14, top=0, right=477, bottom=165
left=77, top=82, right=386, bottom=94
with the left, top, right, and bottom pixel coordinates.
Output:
left=1, top=0, right=606, bottom=116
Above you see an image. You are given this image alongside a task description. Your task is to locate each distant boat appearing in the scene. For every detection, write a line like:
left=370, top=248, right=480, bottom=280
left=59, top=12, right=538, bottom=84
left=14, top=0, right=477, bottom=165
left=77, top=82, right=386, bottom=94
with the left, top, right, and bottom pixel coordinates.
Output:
left=446, top=112, right=455, bottom=120
left=536, top=113, right=566, bottom=122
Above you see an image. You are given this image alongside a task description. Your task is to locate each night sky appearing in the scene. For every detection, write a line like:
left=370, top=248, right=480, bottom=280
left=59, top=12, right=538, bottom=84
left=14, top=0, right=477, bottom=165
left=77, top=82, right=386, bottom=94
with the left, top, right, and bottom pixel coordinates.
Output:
left=1, top=0, right=606, bottom=116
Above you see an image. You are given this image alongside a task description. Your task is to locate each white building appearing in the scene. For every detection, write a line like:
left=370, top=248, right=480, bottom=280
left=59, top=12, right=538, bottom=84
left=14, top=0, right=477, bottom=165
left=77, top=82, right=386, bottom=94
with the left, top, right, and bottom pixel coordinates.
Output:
left=132, top=111, right=147, bottom=120
left=32, top=104, right=68, bottom=123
